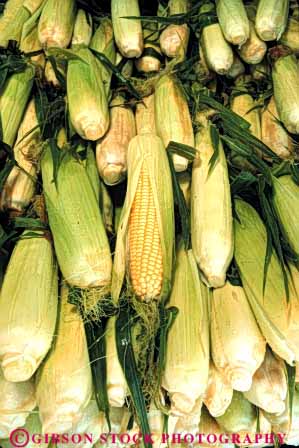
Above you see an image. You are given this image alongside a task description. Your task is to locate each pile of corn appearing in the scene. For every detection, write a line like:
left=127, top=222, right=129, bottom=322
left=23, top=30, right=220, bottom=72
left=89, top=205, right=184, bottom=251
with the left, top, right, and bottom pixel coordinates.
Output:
left=1, top=0, right=299, bottom=447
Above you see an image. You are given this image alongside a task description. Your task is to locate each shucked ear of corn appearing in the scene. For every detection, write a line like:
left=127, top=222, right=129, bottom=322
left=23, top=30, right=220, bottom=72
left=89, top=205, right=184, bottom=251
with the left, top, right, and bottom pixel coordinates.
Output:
left=255, top=0, right=289, bottom=41
left=41, top=135, right=112, bottom=290
left=234, top=199, right=297, bottom=365
left=154, top=74, right=194, bottom=172
left=96, top=95, right=136, bottom=186
left=36, top=285, right=93, bottom=434
left=0, top=230, right=58, bottom=382
left=191, top=116, right=233, bottom=288
left=162, top=244, right=210, bottom=416
left=112, top=134, right=174, bottom=302
left=211, top=281, right=266, bottom=392
left=216, top=0, right=250, bottom=46
left=38, top=0, right=76, bottom=48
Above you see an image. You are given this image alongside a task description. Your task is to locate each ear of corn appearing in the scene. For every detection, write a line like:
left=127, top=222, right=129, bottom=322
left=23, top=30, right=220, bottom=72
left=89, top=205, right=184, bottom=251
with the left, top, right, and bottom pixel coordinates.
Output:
left=96, top=95, right=136, bottom=186
left=271, top=52, right=299, bottom=135
left=285, top=262, right=299, bottom=360
left=211, top=281, right=266, bottom=391
left=160, top=24, right=190, bottom=60
left=285, top=386, right=299, bottom=445
left=112, top=134, right=174, bottom=302
left=41, top=138, right=112, bottom=290
left=44, top=60, right=65, bottom=87
left=154, top=74, right=194, bottom=172
left=136, top=24, right=162, bottom=73
left=0, top=230, right=58, bottom=382
left=38, top=0, right=76, bottom=48
left=226, top=54, right=245, bottom=79
left=0, top=3, right=30, bottom=47
left=0, top=99, right=41, bottom=214
left=203, top=361, right=233, bottom=418
left=234, top=199, right=296, bottom=365
left=255, top=0, right=289, bottom=41
left=36, top=285, right=93, bottom=434
left=201, top=23, right=234, bottom=75
left=20, top=22, right=45, bottom=68
left=238, top=21, right=267, bottom=64
left=244, top=348, right=287, bottom=414
left=67, top=48, right=109, bottom=141
left=173, top=398, right=203, bottom=436
left=72, top=9, right=92, bottom=46
left=191, top=117, right=233, bottom=288
left=280, top=18, right=299, bottom=54
left=162, top=244, right=210, bottom=416
left=135, top=94, right=156, bottom=135
left=0, top=369, right=36, bottom=439
left=261, top=96, right=293, bottom=160
left=111, top=0, right=144, bottom=58
left=106, top=316, right=128, bottom=407
left=0, top=65, right=34, bottom=147
left=216, top=0, right=250, bottom=46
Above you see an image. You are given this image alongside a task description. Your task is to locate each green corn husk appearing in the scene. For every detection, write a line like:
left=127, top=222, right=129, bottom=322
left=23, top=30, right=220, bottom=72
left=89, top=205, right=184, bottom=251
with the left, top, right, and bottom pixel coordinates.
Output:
left=234, top=199, right=297, bottom=366
left=90, top=18, right=116, bottom=97
left=203, top=361, right=233, bottom=418
left=41, top=135, right=112, bottom=290
left=112, top=134, right=174, bottom=303
left=116, top=53, right=134, bottom=79
left=198, top=406, right=234, bottom=448
left=255, top=0, right=289, bottom=41
left=0, top=230, right=58, bottom=382
left=271, top=50, right=299, bottom=135
left=238, top=21, right=267, bottom=64
left=285, top=262, right=299, bottom=361
left=250, top=60, right=270, bottom=80
left=201, top=23, right=234, bottom=75
left=284, top=386, right=299, bottom=445
left=177, top=171, right=191, bottom=208
left=0, top=2, right=30, bottom=47
left=162, top=244, right=210, bottom=416
left=67, top=48, right=109, bottom=141
left=0, top=65, right=35, bottom=147
left=72, top=9, right=92, bottom=46
left=280, top=18, right=299, bottom=55
left=216, top=0, right=250, bottom=46
left=114, top=205, right=123, bottom=234
left=38, top=0, right=76, bottom=48
left=20, top=22, right=45, bottom=68
left=0, top=410, right=48, bottom=448
left=84, top=146, right=100, bottom=202
left=111, top=0, right=144, bottom=58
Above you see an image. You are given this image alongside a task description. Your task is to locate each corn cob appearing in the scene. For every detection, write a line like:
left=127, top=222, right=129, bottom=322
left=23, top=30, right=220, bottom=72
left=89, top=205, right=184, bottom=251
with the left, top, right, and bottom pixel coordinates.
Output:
left=203, top=361, right=233, bottom=418
left=0, top=230, right=58, bottom=382
left=162, top=244, right=209, bottom=415
left=261, top=96, right=293, bottom=159
left=72, top=9, right=92, bottom=46
left=0, top=369, right=36, bottom=439
left=0, top=65, right=34, bottom=147
left=270, top=48, right=299, bottom=135
left=106, top=316, right=128, bottom=407
left=216, top=0, right=250, bottom=46
left=201, top=23, right=234, bottom=75
left=111, top=0, right=144, bottom=58
left=36, top=285, right=92, bottom=434
left=244, top=348, right=287, bottom=414
left=211, top=281, right=266, bottom=391
left=112, top=134, right=174, bottom=302
left=154, top=74, right=194, bottom=172
left=136, top=24, right=162, bottom=73
left=67, top=48, right=109, bottom=141
left=96, top=95, right=136, bottom=186
left=255, top=0, right=289, bottom=41
left=234, top=199, right=296, bottom=365
left=191, top=116, right=233, bottom=288
left=90, top=19, right=116, bottom=97
left=226, top=54, right=245, bottom=79
left=41, top=135, right=112, bottom=289
left=159, top=0, right=190, bottom=59
left=280, top=18, right=299, bottom=54
left=135, top=94, right=157, bottom=135
left=38, top=0, right=76, bottom=48
left=0, top=99, right=41, bottom=214
left=238, top=21, right=267, bottom=64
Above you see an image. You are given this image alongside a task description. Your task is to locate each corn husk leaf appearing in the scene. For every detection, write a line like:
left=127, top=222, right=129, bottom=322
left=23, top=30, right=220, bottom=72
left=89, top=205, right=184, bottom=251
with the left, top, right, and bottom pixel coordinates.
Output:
left=203, top=361, right=233, bottom=418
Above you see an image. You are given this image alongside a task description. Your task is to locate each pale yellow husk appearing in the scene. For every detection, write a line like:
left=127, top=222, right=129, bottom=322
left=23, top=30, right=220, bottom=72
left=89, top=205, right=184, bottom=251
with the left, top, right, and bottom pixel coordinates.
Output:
left=197, top=406, right=234, bottom=448
left=211, top=281, right=266, bottom=391
left=160, top=24, right=190, bottom=60
left=96, top=95, right=136, bottom=185
left=173, top=398, right=203, bottom=437
left=0, top=231, right=58, bottom=382
left=244, top=348, right=287, bottom=414
left=234, top=199, right=297, bottom=365
left=280, top=18, right=299, bottom=55
left=201, top=23, right=234, bottom=75
left=111, top=0, right=144, bottom=58
left=261, top=96, right=293, bottom=159
left=106, top=316, right=128, bottom=407
left=0, top=369, right=36, bottom=439
left=72, top=9, right=92, bottom=46
left=135, top=94, right=157, bottom=135
left=41, top=136, right=112, bottom=289
left=255, top=0, right=289, bottom=41
left=36, top=285, right=93, bottom=434
left=112, top=134, right=174, bottom=303
left=203, top=361, right=233, bottom=418
left=216, top=0, right=250, bottom=46
left=38, top=0, right=76, bottom=48
left=191, top=117, right=233, bottom=288
left=162, top=244, right=209, bottom=416
left=238, top=21, right=267, bottom=64
left=154, top=74, right=194, bottom=172
left=0, top=99, right=41, bottom=214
